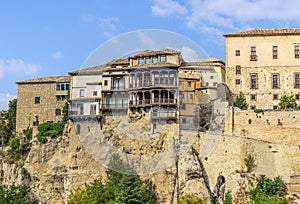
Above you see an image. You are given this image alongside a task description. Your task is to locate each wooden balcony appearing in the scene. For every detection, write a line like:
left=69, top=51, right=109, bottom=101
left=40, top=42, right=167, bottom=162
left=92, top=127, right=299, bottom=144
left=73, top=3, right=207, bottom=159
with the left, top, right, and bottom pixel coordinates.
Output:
left=129, top=81, right=177, bottom=89
left=151, top=111, right=177, bottom=121
left=129, top=98, right=177, bottom=107
left=102, top=103, right=128, bottom=110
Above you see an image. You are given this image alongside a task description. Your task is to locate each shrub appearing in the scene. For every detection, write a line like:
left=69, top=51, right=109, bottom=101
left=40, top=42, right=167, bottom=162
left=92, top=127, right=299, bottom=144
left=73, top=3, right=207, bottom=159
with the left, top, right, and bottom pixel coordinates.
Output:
left=22, top=127, right=33, bottom=140
left=224, top=191, right=233, bottom=204
left=244, top=154, right=255, bottom=172
left=234, top=92, right=248, bottom=110
left=178, top=194, right=207, bottom=204
left=37, top=122, right=65, bottom=143
left=279, top=95, right=297, bottom=109
left=250, top=175, right=287, bottom=204
left=254, top=109, right=264, bottom=113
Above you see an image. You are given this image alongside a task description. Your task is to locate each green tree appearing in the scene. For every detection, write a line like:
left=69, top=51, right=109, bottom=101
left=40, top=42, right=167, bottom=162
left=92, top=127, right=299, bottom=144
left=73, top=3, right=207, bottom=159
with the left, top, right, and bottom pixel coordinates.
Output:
left=279, top=95, right=297, bottom=109
left=224, top=191, right=233, bottom=204
left=0, top=99, right=17, bottom=145
left=0, top=183, right=37, bottom=203
left=178, top=194, right=207, bottom=204
left=250, top=175, right=287, bottom=204
left=68, top=155, right=157, bottom=204
left=234, top=92, right=248, bottom=110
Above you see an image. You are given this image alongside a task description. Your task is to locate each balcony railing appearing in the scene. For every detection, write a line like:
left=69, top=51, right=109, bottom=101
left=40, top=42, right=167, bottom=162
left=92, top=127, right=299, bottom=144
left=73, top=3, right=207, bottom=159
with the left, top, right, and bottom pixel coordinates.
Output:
left=102, top=103, right=128, bottom=110
left=129, top=98, right=177, bottom=107
left=129, top=81, right=177, bottom=88
left=151, top=111, right=177, bottom=121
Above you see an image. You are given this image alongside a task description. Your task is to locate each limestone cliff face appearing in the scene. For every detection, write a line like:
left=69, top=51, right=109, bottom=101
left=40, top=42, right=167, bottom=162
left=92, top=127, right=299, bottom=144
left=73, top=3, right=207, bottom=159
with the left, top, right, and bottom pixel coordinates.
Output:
left=2, top=109, right=300, bottom=203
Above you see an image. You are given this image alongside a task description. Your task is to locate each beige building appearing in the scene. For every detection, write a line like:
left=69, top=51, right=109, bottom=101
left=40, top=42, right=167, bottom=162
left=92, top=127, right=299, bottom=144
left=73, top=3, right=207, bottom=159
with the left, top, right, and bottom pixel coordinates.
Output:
left=68, top=48, right=225, bottom=125
left=16, top=76, right=70, bottom=132
left=224, top=29, right=300, bottom=109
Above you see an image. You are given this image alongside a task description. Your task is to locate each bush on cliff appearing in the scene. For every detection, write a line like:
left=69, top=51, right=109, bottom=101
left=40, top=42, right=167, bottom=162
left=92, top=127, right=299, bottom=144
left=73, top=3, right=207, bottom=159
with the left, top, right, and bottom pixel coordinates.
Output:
left=68, top=155, right=157, bottom=204
left=37, top=121, right=65, bottom=143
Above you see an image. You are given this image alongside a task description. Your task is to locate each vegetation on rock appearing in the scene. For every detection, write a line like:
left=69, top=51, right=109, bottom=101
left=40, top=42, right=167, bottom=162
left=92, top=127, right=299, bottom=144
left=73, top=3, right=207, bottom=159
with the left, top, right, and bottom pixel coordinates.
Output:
left=0, top=99, right=17, bottom=145
left=0, top=183, right=37, bottom=203
left=37, top=121, right=65, bottom=143
left=178, top=194, right=207, bottom=204
left=249, top=175, right=287, bottom=204
left=234, top=92, right=248, bottom=110
left=68, top=155, right=157, bottom=204
left=279, top=95, right=297, bottom=109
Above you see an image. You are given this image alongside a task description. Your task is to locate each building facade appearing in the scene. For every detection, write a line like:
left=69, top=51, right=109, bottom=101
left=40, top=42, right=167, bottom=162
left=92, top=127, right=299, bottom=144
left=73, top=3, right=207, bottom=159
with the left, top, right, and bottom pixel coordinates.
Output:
left=16, top=76, right=70, bottom=132
left=68, top=48, right=225, bottom=125
left=224, top=29, right=300, bottom=109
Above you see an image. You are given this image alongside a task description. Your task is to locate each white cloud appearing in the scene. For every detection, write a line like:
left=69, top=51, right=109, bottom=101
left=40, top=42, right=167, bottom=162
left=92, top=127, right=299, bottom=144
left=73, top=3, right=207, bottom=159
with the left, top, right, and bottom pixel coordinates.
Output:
left=0, top=58, right=41, bottom=79
left=98, top=17, right=120, bottom=37
left=0, top=93, right=16, bottom=110
left=151, top=0, right=187, bottom=16
left=181, top=46, right=199, bottom=61
left=52, top=51, right=63, bottom=60
left=151, top=0, right=300, bottom=35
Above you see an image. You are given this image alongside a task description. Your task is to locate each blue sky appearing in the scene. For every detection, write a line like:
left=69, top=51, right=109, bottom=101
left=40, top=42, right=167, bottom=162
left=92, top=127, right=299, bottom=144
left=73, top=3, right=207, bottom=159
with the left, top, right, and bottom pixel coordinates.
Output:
left=1, top=0, right=300, bottom=109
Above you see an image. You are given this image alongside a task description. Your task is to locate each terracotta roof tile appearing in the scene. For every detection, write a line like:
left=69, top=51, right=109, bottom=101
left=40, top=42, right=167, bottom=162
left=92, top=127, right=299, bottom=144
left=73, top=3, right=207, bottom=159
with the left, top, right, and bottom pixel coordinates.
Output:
left=16, top=76, right=71, bottom=84
left=224, top=28, right=300, bottom=37
left=129, top=48, right=181, bottom=58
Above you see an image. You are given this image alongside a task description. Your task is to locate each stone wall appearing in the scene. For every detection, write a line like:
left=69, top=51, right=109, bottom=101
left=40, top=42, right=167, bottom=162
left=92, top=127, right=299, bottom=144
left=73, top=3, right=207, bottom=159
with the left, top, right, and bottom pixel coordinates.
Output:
left=16, top=83, right=66, bottom=132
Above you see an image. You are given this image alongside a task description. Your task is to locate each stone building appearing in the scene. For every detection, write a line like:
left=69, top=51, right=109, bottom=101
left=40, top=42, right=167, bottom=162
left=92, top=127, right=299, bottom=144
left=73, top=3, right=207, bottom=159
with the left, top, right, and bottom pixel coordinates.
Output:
left=68, top=48, right=225, bottom=125
left=224, top=29, right=300, bottom=109
left=16, top=76, right=70, bottom=132
left=69, top=65, right=105, bottom=120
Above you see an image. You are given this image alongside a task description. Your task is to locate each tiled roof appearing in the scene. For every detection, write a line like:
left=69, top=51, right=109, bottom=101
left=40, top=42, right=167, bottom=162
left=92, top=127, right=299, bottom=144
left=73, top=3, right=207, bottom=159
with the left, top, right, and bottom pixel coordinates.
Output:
left=131, top=62, right=180, bottom=69
left=106, top=58, right=129, bottom=65
left=224, top=28, right=300, bottom=37
left=69, top=64, right=107, bottom=76
left=129, top=48, right=181, bottom=58
left=181, top=58, right=225, bottom=66
left=16, top=76, right=71, bottom=84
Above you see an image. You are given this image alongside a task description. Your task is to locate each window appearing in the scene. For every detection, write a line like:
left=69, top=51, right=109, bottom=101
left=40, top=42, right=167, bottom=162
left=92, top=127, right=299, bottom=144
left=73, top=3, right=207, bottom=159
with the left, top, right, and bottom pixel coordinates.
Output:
left=272, top=73, right=279, bottom=88
left=235, top=50, right=240, bottom=56
left=250, top=94, right=256, bottom=101
left=189, top=94, right=194, bottom=102
left=250, top=46, right=257, bottom=61
left=56, top=83, right=70, bottom=91
left=272, top=46, right=278, bottom=59
left=182, top=117, right=187, bottom=124
left=187, top=82, right=191, bottom=87
left=295, top=45, right=299, bottom=58
left=236, top=65, right=241, bottom=74
left=138, top=58, right=144, bottom=64
left=145, top=57, right=151, bottom=64
left=296, top=94, right=300, bottom=100
left=76, top=124, right=81, bottom=134
left=55, top=109, right=61, bottom=116
left=250, top=74, right=257, bottom=89
left=273, top=94, right=278, bottom=100
left=295, top=73, right=300, bottom=88
left=206, top=82, right=209, bottom=86
left=80, top=89, right=85, bottom=97
left=152, top=57, right=158, bottom=63
left=34, top=97, right=40, bottom=104
left=210, top=75, right=214, bottom=79
left=160, top=55, right=166, bottom=62
left=213, top=82, right=218, bottom=86
left=93, top=91, right=97, bottom=96
left=104, top=80, right=108, bottom=86
left=112, top=77, right=125, bottom=90
left=250, top=106, right=256, bottom=110
left=235, top=79, right=241, bottom=85
left=273, top=105, right=278, bottom=110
